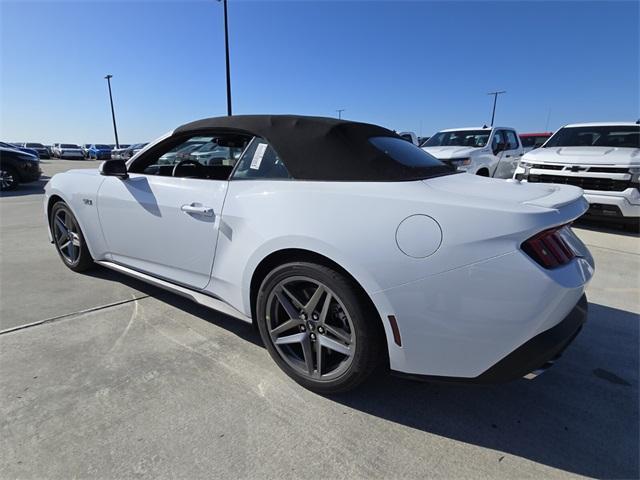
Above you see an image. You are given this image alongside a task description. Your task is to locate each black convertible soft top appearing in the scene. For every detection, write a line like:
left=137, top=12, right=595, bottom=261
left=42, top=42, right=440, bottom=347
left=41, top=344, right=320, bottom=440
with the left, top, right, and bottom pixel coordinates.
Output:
left=174, top=114, right=450, bottom=181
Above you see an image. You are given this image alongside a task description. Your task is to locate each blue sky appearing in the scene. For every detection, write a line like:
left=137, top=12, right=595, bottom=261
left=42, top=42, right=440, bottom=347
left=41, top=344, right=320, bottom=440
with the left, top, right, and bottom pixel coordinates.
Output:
left=1, top=0, right=638, bottom=144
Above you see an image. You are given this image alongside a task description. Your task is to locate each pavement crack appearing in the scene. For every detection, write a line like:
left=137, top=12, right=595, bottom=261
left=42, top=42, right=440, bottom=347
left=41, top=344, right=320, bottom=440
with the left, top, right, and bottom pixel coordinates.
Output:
left=0, top=295, right=150, bottom=335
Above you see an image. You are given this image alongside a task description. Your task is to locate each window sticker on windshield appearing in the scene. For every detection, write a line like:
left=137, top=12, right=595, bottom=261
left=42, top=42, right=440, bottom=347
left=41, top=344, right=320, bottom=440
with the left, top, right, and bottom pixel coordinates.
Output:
left=250, top=143, right=268, bottom=170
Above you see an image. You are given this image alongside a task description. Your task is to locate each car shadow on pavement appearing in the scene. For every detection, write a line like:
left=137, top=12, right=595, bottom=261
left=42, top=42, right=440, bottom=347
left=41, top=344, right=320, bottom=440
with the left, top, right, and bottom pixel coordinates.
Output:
left=0, top=177, right=49, bottom=198
left=331, top=302, right=639, bottom=479
left=85, top=267, right=263, bottom=348
left=85, top=267, right=638, bottom=478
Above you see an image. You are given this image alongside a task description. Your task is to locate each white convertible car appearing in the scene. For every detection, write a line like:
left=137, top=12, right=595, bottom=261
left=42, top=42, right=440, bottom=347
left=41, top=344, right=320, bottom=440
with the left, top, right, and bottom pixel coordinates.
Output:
left=44, top=115, right=594, bottom=393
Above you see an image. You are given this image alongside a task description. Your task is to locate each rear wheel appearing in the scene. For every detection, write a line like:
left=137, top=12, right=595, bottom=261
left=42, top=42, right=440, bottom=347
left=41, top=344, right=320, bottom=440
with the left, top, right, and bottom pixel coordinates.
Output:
left=476, top=168, right=490, bottom=176
left=0, top=166, right=19, bottom=191
left=50, top=201, right=94, bottom=272
left=256, top=262, right=383, bottom=394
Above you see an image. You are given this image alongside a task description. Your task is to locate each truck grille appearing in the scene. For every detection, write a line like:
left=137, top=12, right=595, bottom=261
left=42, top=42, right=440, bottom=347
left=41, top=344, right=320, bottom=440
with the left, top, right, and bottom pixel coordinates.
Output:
left=527, top=174, right=631, bottom=192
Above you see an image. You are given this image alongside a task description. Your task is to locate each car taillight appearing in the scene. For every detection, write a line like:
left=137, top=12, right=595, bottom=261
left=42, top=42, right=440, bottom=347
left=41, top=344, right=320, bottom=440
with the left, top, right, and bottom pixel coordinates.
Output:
left=522, top=225, right=576, bottom=269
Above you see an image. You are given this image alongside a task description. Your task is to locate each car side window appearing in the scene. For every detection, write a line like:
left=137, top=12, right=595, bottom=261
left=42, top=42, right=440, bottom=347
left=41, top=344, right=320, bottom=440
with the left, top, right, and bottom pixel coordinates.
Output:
left=505, top=130, right=520, bottom=150
left=232, top=137, right=291, bottom=180
left=129, top=133, right=252, bottom=180
left=492, top=130, right=505, bottom=151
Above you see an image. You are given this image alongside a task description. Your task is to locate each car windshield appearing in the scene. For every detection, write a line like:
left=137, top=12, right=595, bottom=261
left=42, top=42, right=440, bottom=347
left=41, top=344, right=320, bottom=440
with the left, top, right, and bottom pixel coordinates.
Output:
left=96, top=144, right=110, bottom=149
left=544, top=126, right=640, bottom=148
left=61, top=144, right=79, bottom=148
left=423, top=130, right=491, bottom=148
left=368, top=136, right=453, bottom=179
left=26, top=143, right=44, bottom=148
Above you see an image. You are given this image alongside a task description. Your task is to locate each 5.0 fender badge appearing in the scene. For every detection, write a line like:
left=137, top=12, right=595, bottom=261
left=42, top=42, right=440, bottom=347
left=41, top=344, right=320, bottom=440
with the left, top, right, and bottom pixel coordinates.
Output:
left=82, top=199, right=93, bottom=206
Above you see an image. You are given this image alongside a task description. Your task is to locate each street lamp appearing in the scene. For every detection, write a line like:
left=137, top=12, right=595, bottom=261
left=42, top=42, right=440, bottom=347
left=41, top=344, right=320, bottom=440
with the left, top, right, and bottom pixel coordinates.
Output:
left=218, top=0, right=232, bottom=116
left=487, top=90, right=506, bottom=127
left=104, top=75, right=120, bottom=149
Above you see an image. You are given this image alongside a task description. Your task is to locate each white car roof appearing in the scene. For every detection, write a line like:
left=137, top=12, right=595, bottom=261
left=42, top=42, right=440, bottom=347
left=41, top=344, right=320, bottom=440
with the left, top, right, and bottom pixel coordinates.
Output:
left=562, top=122, right=639, bottom=128
left=438, top=127, right=510, bottom=132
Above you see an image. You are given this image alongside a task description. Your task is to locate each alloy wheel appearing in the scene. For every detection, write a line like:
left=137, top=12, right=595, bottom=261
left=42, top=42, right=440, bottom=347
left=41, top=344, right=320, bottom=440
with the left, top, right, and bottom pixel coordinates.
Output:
left=53, top=208, right=81, bottom=264
left=265, top=276, right=356, bottom=381
left=0, top=169, right=16, bottom=190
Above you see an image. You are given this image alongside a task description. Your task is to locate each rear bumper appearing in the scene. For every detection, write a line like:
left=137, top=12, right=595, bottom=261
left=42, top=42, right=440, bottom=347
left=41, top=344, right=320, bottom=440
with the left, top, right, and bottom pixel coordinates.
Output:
left=392, top=295, right=587, bottom=384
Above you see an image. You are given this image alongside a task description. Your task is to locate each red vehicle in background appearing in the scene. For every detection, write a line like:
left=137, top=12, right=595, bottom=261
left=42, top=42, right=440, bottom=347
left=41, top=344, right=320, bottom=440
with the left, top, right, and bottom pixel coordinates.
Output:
left=519, top=132, right=553, bottom=152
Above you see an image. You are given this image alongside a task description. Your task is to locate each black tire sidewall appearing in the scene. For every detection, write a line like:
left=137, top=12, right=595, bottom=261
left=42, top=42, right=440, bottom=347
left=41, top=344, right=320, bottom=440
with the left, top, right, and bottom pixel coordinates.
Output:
left=256, top=262, right=382, bottom=394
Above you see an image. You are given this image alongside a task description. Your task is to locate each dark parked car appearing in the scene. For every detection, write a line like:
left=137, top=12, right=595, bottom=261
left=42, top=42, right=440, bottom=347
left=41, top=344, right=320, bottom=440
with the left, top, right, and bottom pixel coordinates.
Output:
left=0, top=144, right=42, bottom=191
left=87, top=144, right=112, bottom=160
left=7, top=142, right=40, bottom=158
left=20, top=142, right=51, bottom=159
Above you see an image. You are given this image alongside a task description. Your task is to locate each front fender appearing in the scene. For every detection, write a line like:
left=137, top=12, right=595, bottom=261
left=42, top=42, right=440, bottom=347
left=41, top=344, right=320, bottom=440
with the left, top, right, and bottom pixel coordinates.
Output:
left=44, top=171, right=108, bottom=260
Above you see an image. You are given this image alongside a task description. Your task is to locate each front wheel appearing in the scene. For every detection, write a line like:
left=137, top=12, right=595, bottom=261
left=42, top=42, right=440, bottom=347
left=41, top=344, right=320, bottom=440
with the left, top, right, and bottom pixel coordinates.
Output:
left=50, top=201, right=94, bottom=272
left=256, top=262, right=383, bottom=394
left=0, top=166, right=19, bottom=191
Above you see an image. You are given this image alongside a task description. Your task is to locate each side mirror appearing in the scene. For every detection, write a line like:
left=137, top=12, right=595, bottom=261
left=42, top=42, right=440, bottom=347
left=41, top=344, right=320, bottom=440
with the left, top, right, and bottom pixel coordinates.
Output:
left=493, top=142, right=507, bottom=155
left=99, top=159, right=128, bottom=179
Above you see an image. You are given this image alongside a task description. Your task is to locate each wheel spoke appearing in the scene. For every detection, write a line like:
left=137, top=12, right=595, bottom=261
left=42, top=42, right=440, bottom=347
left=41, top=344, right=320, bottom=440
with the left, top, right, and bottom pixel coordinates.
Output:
left=274, top=332, right=307, bottom=346
left=55, top=217, right=68, bottom=237
left=270, top=318, right=300, bottom=337
left=315, top=340, right=323, bottom=377
left=275, top=290, right=300, bottom=320
left=319, top=335, right=351, bottom=356
left=70, top=232, right=81, bottom=247
left=64, top=212, right=74, bottom=230
left=318, top=292, right=332, bottom=324
left=304, top=284, right=325, bottom=313
left=281, top=285, right=304, bottom=310
left=67, top=242, right=76, bottom=261
left=301, top=336, right=314, bottom=375
left=323, top=324, right=352, bottom=344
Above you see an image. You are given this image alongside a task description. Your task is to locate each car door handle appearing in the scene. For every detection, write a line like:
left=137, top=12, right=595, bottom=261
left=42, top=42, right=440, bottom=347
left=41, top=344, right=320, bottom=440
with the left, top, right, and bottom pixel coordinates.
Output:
left=181, top=203, right=214, bottom=217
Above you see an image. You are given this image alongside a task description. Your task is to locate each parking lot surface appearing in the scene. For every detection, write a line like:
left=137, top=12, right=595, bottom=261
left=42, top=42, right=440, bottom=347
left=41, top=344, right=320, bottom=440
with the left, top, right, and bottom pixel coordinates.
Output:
left=1, top=159, right=638, bottom=479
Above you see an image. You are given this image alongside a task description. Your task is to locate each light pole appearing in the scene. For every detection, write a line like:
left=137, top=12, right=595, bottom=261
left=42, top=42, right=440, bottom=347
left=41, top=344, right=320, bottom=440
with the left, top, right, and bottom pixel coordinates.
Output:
left=104, top=75, right=120, bottom=149
left=219, top=0, right=232, bottom=116
left=487, top=90, right=506, bottom=127
left=336, top=109, right=345, bottom=119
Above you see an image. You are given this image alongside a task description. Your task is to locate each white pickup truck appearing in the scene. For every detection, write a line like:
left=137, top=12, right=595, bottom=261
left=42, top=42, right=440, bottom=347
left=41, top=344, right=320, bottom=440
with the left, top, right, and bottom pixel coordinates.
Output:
left=421, top=126, right=523, bottom=178
left=514, top=122, right=640, bottom=229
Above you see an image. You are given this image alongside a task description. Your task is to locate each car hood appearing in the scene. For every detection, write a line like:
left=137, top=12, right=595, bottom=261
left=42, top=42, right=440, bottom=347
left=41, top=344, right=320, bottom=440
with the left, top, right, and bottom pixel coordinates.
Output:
left=421, top=146, right=481, bottom=159
left=523, top=146, right=640, bottom=166
left=423, top=172, right=585, bottom=210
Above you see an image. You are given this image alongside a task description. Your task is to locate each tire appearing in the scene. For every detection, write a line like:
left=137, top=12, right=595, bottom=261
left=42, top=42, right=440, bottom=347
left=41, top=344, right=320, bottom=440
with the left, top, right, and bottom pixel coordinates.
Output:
left=256, top=262, right=384, bottom=394
left=0, top=166, right=19, bottom=191
left=476, top=168, right=490, bottom=177
left=50, top=201, right=94, bottom=272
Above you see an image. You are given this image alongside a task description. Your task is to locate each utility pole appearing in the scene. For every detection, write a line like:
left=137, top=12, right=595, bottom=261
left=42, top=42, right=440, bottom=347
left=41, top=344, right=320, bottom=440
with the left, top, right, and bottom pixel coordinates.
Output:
left=219, top=0, right=232, bottom=116
left=104, top=75, right=120, bottom=149
left=487, top=90, right=506, bottom=127
left=336, top=109, right=345, bottom=119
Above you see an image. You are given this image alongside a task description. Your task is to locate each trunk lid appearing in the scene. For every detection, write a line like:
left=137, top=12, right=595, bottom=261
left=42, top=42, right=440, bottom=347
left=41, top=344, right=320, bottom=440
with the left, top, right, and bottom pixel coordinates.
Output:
left=423, top=173, right=586, bottom=211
